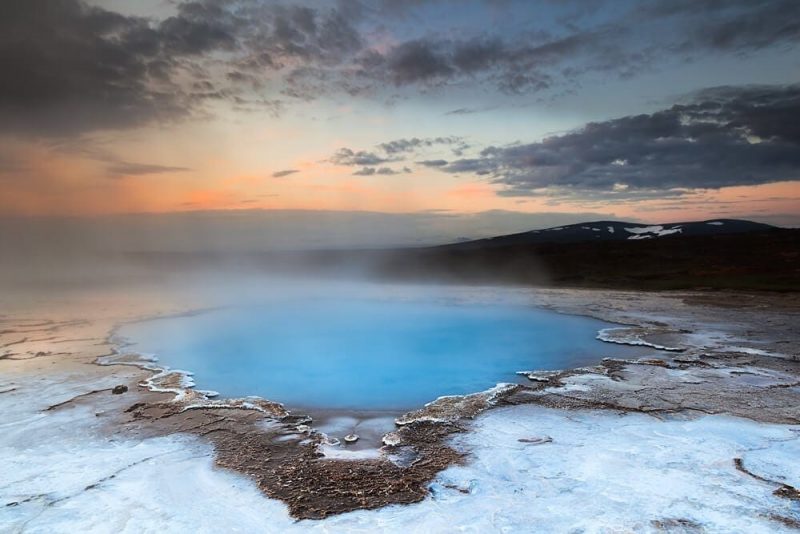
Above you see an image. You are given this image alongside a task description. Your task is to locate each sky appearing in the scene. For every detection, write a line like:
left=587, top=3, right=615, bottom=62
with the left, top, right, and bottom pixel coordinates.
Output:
left=1, top=0, right=799, bottom=247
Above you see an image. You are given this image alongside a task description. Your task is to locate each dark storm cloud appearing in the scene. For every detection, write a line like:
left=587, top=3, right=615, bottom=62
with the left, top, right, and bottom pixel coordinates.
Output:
left=351, top=0, right=800, bottom=95
left=0, top=0, right=362, bottom=136
left=640, top=0, right=800, bottom=53
left=432, top=84, right=800, bottom=197
left=0, top=0, right=186, bottom=135
left=261, top=4, right=362, bottom=63
left=2, top=0, right=799, bottom=136
left=272, top=169, right=300, bottom=177
left=352, top=30, right=643, bottom=94
left=383, top=40, right=455, bottom=84
left=158, top=1, right=240, bottom=56
left=0, top=0, right=270, bottom=135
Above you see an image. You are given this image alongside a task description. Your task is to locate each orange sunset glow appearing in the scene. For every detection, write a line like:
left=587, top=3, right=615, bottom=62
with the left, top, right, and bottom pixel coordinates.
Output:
left=2, top=3, right=800, bottom=533
left=0, top=0, right=798, bottom=236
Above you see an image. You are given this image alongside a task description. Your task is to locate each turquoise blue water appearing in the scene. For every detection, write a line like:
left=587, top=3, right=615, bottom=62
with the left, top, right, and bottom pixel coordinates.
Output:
left=119, top=298, right=642, bottom=410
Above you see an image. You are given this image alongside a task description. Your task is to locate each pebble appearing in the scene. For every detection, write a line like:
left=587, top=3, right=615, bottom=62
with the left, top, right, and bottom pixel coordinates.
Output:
left=518, top=436, right=553, bottom=445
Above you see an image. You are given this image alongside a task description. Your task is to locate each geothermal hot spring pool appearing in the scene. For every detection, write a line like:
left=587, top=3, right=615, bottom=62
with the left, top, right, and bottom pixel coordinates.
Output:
left=118, top=297, right=643, bottom=411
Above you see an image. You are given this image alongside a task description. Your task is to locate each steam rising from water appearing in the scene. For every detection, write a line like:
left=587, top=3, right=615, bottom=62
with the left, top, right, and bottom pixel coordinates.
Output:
left=0, top=210, right=551, bottom=294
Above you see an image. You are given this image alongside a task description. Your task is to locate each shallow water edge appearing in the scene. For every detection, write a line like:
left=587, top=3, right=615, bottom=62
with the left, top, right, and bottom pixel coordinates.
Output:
left=2, top=286, right=799, bottom=527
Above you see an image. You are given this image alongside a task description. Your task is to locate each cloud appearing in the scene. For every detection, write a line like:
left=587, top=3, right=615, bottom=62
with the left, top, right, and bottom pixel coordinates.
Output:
left=352, top=32, right=617, bottom=93
left=331, top=147, right=393, bottom=166
left=445, top=107, right=480, bottom=116
left=272, top=169, right=300, bottom=178
left=378, top=136, right=465, bottom=154
left=352, top=166, right=404, bottom=175
left=159, top=2, right=242, bottom=56
left=431, top=84, right=800, bottom=197
left=417, top=159, right=449, bottom=167
left=0, top=147, right=24, bottom=173
left=105, top=162, right=190, bottom=177
left=259, top=4, right=363, bottom=64
left=384, top=39, right=455, bottom=84
left=0, top=0, right=188, bottom=135
left=332, top=137, right=468, bottom=171
left=348, top=1, right=800, bottom=95
left=2, top=0, right=799, bottom=137
left=0, top=0, right=362, bottom=136
left=270, top=0, right=800, bottom=100
left=641, top=0, right=800, bottom=53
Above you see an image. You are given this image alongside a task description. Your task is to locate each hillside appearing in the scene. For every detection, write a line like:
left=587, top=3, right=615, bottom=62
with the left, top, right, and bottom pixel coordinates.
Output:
left=123, top=219, right=798, bottom=292
left=440, top=219, right=776, bottom=249
left=371, top=221, right=799, bottom=291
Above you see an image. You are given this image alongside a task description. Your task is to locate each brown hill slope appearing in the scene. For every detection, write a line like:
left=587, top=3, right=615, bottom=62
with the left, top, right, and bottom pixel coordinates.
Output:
left=372, top=229, right=800, bottom=291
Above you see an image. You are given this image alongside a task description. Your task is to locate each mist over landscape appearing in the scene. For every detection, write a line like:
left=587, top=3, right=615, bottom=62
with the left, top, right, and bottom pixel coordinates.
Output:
left=2, top=1, right=800, bottom=532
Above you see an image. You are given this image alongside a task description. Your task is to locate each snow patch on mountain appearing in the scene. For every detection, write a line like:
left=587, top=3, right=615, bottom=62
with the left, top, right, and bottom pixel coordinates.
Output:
left=625, top=225, right=683, bottom=240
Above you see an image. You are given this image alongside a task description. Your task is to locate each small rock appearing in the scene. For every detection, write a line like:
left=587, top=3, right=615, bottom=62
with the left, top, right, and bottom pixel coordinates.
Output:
left=442, top=483, right=470, bottom=494
left=111, top=384, right=128, bottom=395
left=382, top=432, right=402, bottom=447
left=774, top=485, right=800, bottom=501
left=527, top=375, right=550, bottom=382
left=518, top=436, right=553, bottom=445
left=639, top=358, right=669, bottom=367
left=344, top=433, right=359, bottom=444
left=281, top=414, right=313, bottom=426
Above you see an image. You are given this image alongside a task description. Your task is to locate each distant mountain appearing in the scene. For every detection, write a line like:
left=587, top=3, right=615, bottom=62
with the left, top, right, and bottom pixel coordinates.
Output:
left=359, top=219, right=797, bottom=291
left=130, top=218, right=797, bottom=291
left=439, top=219, right=776, bottom=250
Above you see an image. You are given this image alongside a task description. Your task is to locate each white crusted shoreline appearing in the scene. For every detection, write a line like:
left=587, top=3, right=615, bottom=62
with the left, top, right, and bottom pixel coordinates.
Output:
left=1, top=285, right=799, bottom=532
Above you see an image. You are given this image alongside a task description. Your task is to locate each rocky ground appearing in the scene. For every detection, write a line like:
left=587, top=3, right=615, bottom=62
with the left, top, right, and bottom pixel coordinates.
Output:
left=1, top=285, right=798, bottom=531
